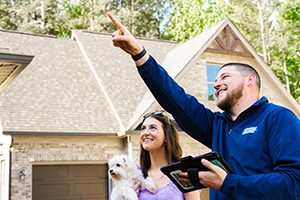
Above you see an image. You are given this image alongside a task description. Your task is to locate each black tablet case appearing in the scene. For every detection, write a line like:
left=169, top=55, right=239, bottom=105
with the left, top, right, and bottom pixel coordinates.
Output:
left=160, top=152, right=233, bottom=193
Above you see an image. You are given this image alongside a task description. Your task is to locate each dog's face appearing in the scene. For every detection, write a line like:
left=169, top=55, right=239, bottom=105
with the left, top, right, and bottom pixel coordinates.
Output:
left=108, top=155, right=132, bottom=181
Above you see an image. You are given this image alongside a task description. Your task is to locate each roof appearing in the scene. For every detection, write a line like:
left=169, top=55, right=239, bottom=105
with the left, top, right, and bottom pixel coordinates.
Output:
left=0, top=30, right=118, bottom=134
left=0, top=29, right=177, bottom=135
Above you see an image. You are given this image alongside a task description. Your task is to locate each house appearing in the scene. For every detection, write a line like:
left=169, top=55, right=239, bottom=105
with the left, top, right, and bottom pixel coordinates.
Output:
left=0, top=19, right=299, bottom=200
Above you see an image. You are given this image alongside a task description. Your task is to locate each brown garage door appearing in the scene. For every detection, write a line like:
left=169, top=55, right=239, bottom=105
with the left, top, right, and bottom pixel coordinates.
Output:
left=33, top=164, right=108, bottom=200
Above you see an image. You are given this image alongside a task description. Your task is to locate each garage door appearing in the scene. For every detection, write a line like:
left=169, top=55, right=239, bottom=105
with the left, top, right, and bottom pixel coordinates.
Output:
left=33, top=164, right=108, bottom=200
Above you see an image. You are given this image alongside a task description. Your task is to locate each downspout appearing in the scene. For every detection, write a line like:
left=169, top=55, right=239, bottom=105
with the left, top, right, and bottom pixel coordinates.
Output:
left=127, top=135, right=133, bottom=160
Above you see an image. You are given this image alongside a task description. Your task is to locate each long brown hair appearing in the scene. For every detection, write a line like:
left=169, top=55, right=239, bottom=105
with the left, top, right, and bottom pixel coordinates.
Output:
left=139, top=111, right=182, bottom=177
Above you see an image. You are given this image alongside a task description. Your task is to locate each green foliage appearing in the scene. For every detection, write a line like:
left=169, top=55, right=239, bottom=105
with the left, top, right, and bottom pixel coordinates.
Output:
left=0, top=2, right=17, bottom=30
left=163, top=0, right=230, bottom=42
left=270, top=1, right=300, bottom=103
left=1, top=0, right=170, bottom=38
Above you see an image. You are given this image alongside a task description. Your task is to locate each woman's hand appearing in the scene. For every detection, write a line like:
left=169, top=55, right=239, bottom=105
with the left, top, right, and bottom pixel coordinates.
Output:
left=132, top=178, right=142, bottom=195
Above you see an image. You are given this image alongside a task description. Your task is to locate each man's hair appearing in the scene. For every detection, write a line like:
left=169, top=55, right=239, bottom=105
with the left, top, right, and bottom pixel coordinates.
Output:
left=220, top=62, right=261, bottom=89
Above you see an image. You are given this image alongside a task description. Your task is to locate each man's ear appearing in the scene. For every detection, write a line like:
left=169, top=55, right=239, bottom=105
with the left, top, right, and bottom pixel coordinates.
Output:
left=247, top=73, right=257, bottom=86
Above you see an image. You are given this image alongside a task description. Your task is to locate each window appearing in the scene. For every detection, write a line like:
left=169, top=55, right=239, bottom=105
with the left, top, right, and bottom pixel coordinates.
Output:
left=206, top=64, right=221, bottom=101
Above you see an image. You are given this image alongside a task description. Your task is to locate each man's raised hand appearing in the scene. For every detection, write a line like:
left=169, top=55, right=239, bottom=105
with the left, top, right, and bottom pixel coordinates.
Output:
left=107, top=12, right=143, bottom=55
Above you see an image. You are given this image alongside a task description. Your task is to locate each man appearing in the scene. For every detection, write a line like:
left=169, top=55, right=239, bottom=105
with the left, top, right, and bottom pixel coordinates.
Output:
left=107, top=13, right=300, bottom=200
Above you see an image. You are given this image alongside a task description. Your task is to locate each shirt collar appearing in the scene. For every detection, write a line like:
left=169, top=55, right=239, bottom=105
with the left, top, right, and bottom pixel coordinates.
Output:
left=217, top=96, right=269, bottom=120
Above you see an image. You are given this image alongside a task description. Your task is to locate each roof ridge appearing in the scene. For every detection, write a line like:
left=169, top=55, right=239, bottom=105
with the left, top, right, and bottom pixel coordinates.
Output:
left=73, top=29, right=178, bottom=44
left=0, top=28, right=57, bottom=38
left=71, top=30, right=126, bottom=136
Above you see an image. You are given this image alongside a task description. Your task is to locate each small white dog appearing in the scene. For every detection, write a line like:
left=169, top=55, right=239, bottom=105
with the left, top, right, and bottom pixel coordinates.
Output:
left=108, top=155, right=156, bottom=200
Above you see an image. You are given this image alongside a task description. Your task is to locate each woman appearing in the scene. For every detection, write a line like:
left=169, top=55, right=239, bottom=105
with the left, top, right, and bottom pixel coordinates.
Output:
left=138, top=110, right=200, bottom=200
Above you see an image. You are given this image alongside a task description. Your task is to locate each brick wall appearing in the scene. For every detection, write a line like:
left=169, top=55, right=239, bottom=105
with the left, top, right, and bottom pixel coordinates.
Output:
left=10, top=135, right=125, bottom=200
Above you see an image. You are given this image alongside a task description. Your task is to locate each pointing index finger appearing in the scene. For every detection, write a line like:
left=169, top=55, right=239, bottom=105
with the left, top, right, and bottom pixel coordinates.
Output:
left=107, top=12, right=124, bottom=31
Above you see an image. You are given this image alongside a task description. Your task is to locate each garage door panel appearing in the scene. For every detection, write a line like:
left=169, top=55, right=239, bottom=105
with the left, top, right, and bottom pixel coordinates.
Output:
left=74, top=182, right=105, bottom=195
left=34, top=183, right=69, bottom=197
left=34, top=166, right=69, bottom=178
left=71, top=165, right=107, bottom=177
left=33, top=164, right=108, bottom=200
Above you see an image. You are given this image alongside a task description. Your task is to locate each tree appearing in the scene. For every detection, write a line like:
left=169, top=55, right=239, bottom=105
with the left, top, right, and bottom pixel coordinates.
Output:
left=89, top=0, right=172, bottom=38
left=270, top=0, right=300, bottom=103
left=0, top=1, right=18, bottom=30
left=52, top=0, right=173, bottom=38
left=163, top=0, right=230, bottom=41
left=1, top=0, right=172, bottom=38
left=0, top=0, right=62, bottom=35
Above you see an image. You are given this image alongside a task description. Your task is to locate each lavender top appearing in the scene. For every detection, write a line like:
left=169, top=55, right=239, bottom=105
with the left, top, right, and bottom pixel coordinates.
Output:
left=139, top=181, right=184, bottom=200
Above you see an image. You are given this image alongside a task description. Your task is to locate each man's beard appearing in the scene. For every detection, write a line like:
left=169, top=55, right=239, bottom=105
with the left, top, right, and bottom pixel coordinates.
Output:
left=217, top=82, right=244, bottom=111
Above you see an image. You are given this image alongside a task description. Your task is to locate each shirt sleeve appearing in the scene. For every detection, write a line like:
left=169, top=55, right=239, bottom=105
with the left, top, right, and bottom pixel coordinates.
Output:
left=138, top=55, right=214, bottom=147
left=221, top=109, right=300, bottom=200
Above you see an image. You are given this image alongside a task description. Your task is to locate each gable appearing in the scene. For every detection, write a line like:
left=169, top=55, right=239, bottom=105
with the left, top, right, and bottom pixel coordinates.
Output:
left=206, top=26, right=252, bottom=58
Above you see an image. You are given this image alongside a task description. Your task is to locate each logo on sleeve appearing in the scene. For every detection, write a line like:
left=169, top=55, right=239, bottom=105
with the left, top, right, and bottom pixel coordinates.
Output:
left=242, top=127, right=257, bottom=135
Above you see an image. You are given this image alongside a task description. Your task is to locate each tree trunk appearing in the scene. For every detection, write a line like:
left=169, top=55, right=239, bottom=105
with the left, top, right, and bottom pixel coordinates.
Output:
left=40, top=0, right=45, bottom=30
left=90, top=0, right=94, bottom=30
left=131, top=0, right=134, bottom=35
left=257, top=0, right=268, bottom=64
left=282, top=51, right=290, bottom=93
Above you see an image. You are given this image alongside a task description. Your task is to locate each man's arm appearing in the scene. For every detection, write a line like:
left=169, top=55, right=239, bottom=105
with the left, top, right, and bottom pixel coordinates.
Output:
left=107, top=12, right=214, bottom=147
left=137, top=56, right=214, bottom=146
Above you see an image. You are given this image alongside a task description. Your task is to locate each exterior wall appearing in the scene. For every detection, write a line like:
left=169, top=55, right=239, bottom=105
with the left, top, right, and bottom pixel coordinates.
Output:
left=10, top=135, right=126, bottom=200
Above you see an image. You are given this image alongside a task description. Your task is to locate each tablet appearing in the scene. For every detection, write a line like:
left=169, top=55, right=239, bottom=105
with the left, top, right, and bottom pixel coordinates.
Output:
left=160, top=151, right=233, bottom=193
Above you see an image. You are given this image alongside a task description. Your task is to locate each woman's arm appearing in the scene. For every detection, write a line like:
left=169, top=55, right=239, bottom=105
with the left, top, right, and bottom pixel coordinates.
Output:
left=184, top=190, right=201, bottom=200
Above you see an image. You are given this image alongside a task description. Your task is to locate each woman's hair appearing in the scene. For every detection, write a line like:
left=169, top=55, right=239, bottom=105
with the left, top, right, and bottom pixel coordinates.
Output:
left=139, top=111, right=182, bottom=177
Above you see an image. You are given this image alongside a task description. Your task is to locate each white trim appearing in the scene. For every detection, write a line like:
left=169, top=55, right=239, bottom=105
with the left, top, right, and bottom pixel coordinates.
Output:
left=0, top=122, right=12, bottom=200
